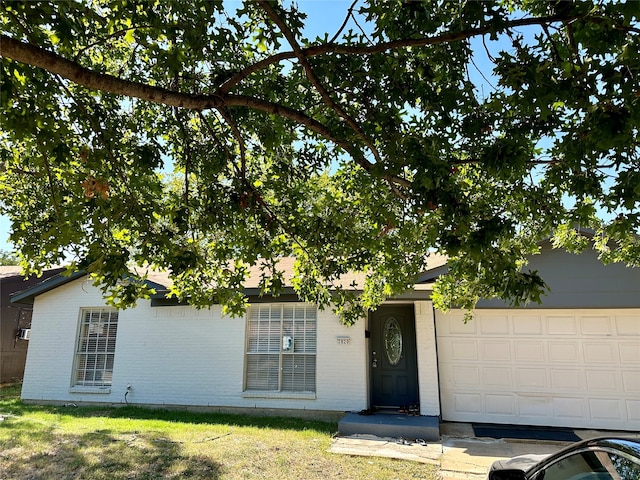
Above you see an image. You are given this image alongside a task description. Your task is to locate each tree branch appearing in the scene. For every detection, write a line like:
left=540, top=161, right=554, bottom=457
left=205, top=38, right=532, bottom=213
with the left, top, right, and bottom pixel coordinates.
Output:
left=216, top=107, right=247, bottom=183
left=0, top=163, right=42, bottom=177
left=175, top=109, right=193, bottom=236
left=451, top=157, right=563, bottom=166
left=74, top=24, right=158, bottom=61
left=217, top=13, right=583, bottom=94
left=565, top=23, right=584, bottom=69
left=217, top=51, right=292, bottom=95
left=257, top=1, right=384, bottom=163
left=1, top=35, right=225, bottom=110
left=541, top=24, right=563, bottom=65
left=0, top=36, right=328, bottom=145
left=257, top=0, right=409, bottom=199
left=328, top=0, right=359, bottom=44
left=197, top=111, right=236, bottom=171
left=38, top=141, right=62, bottom=223
left=1, top=35, right=411, bottom=188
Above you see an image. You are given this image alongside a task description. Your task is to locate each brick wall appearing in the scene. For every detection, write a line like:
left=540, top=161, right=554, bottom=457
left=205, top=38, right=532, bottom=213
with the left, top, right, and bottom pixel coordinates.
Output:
left=22, top=277, right=368, bottom=413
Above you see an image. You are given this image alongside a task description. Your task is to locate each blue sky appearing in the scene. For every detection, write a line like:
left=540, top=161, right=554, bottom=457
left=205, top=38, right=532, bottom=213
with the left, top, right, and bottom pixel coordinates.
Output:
left=0, top=216, right=11, bottom=252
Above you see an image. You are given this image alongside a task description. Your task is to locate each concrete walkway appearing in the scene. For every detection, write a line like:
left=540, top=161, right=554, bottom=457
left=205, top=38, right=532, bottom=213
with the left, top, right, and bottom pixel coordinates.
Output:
left=329, top=423, right=637, bottom=480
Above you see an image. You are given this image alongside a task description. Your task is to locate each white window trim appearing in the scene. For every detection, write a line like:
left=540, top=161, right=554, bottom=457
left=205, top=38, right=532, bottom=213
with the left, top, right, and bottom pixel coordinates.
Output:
left=71, top=307, right=119, bottom=391
left=69, top=386, right=111, bottom=394
left=244, top=303, right=317, bottom=395
left=242, top=391, right=316, bottom=400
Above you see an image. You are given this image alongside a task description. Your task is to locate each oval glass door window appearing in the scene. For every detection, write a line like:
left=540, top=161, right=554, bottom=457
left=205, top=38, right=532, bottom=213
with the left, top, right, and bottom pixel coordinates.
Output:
left=384, top=317, right=403, bottom=365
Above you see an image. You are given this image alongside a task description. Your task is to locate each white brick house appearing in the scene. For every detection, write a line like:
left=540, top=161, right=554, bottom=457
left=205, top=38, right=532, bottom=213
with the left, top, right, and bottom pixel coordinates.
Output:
left=13, top=243, right=640, bottom=432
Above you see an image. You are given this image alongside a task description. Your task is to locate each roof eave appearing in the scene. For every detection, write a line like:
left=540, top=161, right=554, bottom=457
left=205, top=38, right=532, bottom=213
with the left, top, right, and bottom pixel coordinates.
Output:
left=10, top=270, right=87, bottom=305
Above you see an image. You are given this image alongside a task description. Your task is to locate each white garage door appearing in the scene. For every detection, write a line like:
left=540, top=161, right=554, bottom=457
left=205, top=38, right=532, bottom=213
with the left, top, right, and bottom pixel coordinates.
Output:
left=436, top=309, right=640, bottom=431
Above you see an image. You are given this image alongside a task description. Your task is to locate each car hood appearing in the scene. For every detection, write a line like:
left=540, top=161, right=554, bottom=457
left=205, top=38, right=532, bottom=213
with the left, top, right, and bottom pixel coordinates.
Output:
left=490, top=454, right=550, bottom=473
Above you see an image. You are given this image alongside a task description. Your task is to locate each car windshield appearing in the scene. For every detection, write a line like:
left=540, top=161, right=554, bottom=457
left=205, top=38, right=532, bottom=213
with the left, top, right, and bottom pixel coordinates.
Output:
left=538, top=449, right=640, bottom=480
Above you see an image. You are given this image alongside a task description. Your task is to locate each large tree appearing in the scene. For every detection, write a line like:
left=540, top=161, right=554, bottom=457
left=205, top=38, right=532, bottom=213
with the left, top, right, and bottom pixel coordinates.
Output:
left=0, top=249, right=19, bottom=266
left=1, top=1, right=638, bottom=324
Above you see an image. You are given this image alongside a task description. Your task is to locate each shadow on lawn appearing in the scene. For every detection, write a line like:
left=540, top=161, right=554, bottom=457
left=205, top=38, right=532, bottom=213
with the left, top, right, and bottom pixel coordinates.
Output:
left=0, top=384, right=333, bottom=479
left=1, top=423, right=223, bottom=479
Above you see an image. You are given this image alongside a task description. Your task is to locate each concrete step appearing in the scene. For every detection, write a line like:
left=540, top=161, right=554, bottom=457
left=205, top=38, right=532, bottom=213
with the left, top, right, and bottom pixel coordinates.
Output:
left=338, top=412, right=440, bottom=441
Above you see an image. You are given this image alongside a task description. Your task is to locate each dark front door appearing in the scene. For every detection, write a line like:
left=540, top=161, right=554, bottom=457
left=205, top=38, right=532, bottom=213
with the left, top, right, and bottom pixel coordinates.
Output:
left=370, top=305, right=419, bottom=408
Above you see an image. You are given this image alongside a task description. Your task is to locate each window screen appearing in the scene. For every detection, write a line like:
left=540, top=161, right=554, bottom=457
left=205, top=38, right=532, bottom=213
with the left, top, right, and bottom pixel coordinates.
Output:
left=74, top=308, right=119, bottom=387
left=245, top=304, right=316, bottom=393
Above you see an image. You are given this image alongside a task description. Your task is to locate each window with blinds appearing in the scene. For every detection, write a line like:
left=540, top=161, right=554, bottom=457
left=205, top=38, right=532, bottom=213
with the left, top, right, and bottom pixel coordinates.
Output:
left=73, top=308, right=119, bottom=387
left=245, top=304, right=316, bottom=393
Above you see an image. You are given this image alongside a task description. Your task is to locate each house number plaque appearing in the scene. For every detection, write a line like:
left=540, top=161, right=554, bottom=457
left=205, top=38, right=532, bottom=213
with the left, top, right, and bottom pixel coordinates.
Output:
left=336, top=336, right=351, bottom=345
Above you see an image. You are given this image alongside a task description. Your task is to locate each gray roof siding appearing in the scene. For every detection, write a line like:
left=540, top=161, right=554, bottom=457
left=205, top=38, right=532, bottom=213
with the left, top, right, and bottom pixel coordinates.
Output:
left=476, top=242, right=640, bottom=309
left=10, top=270, right=86, bottom=304
left=10, top=248, right=638, bottom=308
left=10, top=271, right=172, bottom=305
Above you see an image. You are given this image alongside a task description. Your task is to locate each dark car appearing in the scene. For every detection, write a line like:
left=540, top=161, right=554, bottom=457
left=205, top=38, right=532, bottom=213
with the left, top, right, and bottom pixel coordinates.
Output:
left=487, top=437, right=640, bottom=480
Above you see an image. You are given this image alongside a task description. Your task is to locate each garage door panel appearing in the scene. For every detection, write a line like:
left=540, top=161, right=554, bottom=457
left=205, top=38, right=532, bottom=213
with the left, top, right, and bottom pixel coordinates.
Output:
left=627, top=400, right=640, bottom=421
left=512, top=315, right=543, bottom=335
left=452, top=366, right=481, bottom=387
left=453, top=393, right=482, bottom=414
left=583, top=343, right=616, bottom=363
left=485, top=394, right=515, bottom=415
left=442, top=314, right=476, bottom=334
left=439, top=364, right=476, bottom=389
left=437, top=309, right=640, bottom=431
left=553, top=397, right=586, bottom=419
left=481, top=340, right=511, bottom=361
left=615, top=316, right=640, bottom=335
left=585, top=370, right=618, bottom=391
left=580, top=316, right=612, bottom=335
left=548, top=342, right=580, bottom=362
left=547, top=316, right=577, bottom=334
left=448, top=339, right=479, bottom=360
left=516, top=368, right=547, bottom=389
left=483, top=367, right=512, bottom=387
left=519, top=395, right=551, bottom=418
left=550, top=369, right=582, bottom=390
left=480, top=316, right=509, bottom=334
left=622, top=371, right=640, bottom=392
left=589, top=399, right=623, bottom=421
left=514, top=341, right=545, bottom=362
left=619, top=343, right=640, bottom=363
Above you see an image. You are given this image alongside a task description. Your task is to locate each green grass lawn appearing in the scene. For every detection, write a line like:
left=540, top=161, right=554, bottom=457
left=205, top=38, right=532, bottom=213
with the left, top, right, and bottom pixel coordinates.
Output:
left=0, top=384, right=438, bottom=479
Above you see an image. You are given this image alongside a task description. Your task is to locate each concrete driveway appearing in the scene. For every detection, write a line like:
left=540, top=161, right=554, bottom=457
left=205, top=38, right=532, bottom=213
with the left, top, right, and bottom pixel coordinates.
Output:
left=329, top=423, right=637, bottom=479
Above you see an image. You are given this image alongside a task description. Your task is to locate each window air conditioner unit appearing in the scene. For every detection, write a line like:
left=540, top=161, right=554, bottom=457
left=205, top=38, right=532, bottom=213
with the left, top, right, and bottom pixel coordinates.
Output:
left=18, top=328, right=31, bottom=340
